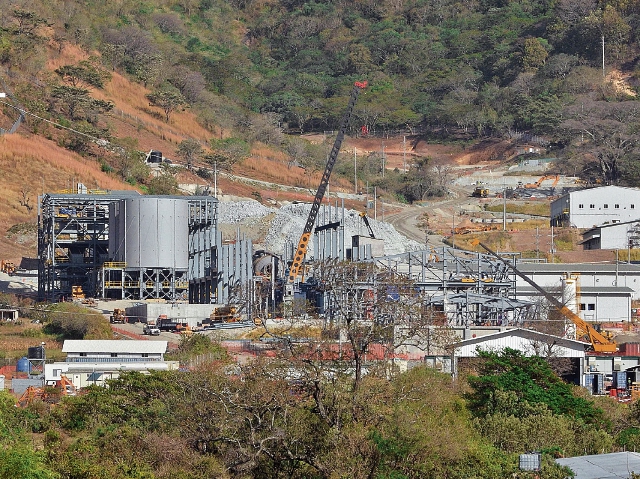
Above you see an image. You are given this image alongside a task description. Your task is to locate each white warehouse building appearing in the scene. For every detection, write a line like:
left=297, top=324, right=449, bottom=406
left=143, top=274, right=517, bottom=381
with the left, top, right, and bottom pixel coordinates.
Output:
left=550, top=186, right=640, bottom=228
left=45, top=340, right=178, bottom=389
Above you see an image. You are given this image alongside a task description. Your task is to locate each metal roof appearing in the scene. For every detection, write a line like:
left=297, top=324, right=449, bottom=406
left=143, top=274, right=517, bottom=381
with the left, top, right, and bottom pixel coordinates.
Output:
left=556, top=452, right=640, bottom=479
left=517, top=262, right=640, bottom=273
left=452, top=327, right=590, bottom=351
left=517, top=286, right=634, bottom=295
left=62, top=340, right=168, bottom=354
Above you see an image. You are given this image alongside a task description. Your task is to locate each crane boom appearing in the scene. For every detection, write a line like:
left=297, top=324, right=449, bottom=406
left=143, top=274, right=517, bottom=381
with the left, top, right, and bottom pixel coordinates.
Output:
left=287, top=81, right=367, bottom=283
left=477, top=242, right=617, bottom=353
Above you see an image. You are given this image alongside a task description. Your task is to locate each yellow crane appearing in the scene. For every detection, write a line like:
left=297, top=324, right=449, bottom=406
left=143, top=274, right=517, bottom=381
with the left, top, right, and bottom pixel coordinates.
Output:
left=475, top=241, right=617, bottom=353
left=287, top=81, right=367, bottom=284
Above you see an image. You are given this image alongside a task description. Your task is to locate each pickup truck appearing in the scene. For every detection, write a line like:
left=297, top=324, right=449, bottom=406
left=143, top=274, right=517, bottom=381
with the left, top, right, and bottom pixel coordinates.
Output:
left=143, top=324, right=160, bottom=336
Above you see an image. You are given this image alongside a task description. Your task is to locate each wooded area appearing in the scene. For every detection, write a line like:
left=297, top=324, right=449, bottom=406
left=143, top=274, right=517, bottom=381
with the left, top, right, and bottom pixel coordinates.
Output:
left=1, top=0, right=639, bottom=199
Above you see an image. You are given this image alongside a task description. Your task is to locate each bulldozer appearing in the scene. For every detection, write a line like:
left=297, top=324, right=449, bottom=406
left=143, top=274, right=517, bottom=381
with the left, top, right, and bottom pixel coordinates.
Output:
left=471, top=183, right=489, bottom=198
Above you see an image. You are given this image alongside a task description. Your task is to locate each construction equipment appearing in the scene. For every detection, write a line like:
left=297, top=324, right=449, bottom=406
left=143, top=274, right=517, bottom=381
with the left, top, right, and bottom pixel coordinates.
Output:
left=359, top=211, right=375, bottom=238
left=475, top=241, right=617, bottom=353
left=524, top=175, right=559, bottom=189
left=109, top=308, right=126, bottom=324
left=210, top=305, right=239, bottom=323
left=71, top=285, right=85, bottom=299
left=287, top=81, right=367, bottom=284
left=17, top=375, right=77, bottom=407
left=1, top=260, right=16, bottom=275
left=471, top=183, right=489, bottom=198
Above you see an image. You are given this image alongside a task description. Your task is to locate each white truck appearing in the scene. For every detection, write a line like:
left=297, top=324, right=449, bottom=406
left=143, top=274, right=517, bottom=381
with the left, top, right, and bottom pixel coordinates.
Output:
left=142, top=317, right=160, bottom=336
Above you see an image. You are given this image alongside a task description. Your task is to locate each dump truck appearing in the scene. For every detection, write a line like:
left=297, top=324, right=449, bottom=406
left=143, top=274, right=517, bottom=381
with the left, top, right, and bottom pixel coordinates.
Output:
left=471, top=183, right=489, bottom=198
left=1, top=260, right=16, bottom=275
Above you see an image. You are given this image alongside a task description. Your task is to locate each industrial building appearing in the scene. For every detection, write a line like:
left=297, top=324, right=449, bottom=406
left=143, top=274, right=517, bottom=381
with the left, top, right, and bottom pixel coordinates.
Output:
left=581, top=219, right=640, bottom=250
left=38, top=190, right=253, bottom=309
left=550, top=185, right=640, bottom=228
left=44, top=340, right=178, bottom=389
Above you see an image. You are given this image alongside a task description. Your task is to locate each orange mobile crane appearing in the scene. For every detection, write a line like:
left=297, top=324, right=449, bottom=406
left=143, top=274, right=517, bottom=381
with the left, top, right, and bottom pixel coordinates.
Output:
left=477, top=241, right=617, bottom=353
left=287, top=81, right=367, bottom=285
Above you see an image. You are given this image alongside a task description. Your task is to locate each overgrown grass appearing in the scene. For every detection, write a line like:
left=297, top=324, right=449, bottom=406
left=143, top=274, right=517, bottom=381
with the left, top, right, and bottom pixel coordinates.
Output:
left=484, top=201, right=550, bottom=217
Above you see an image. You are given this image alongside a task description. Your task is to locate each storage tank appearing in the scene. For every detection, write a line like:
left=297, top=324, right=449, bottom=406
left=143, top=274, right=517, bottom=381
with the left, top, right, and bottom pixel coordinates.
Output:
left=109, top=197, right=188, bottom=269
left=27, top=346, right=44, bottom=360
left=16, top=357, right=30, bottom=373
left=148, top=151, right=163, bottom=163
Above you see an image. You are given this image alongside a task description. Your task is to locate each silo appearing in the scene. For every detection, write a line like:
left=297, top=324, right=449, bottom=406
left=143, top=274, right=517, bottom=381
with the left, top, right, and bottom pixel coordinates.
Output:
left=109, top=197, right=188, bottom=269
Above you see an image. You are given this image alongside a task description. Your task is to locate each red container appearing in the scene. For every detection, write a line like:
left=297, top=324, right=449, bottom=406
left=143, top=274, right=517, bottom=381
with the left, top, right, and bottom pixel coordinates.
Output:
left=610, top=388, right=618, bottom=397
left=620, top=343, right=640, bottom=356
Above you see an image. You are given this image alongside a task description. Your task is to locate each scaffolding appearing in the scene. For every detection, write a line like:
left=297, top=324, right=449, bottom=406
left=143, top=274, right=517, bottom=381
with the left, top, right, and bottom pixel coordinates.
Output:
left=38, top=192, right=136, bottom=302
left=39, top=193, right=221, bottom=303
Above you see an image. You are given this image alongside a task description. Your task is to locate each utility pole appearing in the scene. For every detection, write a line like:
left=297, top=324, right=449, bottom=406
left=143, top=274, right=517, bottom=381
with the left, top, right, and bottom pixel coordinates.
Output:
left=214, top=161, right=218, bottom=197
left=374, top=186, right=377, bottom=220
left=354, top=148, right=357, bottom=194
left=381, top=144, right=385, bottom=178
left=502, top=183, right=506, bottom=231
left=602, top=35, right=605, bottom=77
left=403, top=135, right=407, bottom=173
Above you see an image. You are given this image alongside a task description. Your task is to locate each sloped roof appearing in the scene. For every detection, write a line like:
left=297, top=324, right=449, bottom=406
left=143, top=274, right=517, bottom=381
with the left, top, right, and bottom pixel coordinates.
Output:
left=556, top=452, right=640, bottom=479
left=62, top=340, right=168, bottom=354
left=452, top=327, right=589, bottom=351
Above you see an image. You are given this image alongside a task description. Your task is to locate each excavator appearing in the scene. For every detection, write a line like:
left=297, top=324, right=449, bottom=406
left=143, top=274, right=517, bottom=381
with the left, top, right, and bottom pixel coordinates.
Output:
left=359, top=211, right=375, bottom=238
left=287, top=81, right=367, bottom=285
left=475, top=241, right=617, bottom=353
left=17, top=375, right=77, bottom=407
left=524, top=175, right=559, bottom=189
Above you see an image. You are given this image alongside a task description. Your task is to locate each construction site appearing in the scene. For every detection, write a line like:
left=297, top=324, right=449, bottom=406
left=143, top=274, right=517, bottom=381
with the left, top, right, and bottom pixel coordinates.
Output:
left=6, top=80, right=635, bottom=403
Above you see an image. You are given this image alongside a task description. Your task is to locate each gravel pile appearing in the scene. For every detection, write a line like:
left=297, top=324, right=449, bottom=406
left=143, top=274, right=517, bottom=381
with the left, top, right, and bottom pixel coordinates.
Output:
left=218, top=200, right=423, bottom=258
left=218, top=200, right=275, bottom=223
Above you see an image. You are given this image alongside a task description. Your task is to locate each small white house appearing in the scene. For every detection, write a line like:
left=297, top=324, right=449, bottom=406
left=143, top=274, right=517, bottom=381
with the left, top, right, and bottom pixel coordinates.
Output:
left=550, top=185, right=640, bottom=228
left=45, top=340, right=178, bottom=389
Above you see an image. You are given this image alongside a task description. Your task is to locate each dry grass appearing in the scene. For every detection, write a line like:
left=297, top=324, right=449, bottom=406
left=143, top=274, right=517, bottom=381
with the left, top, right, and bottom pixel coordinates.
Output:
left=0, top=323, right=62, bottom=360
left=0, top=134, right=137, bottom=261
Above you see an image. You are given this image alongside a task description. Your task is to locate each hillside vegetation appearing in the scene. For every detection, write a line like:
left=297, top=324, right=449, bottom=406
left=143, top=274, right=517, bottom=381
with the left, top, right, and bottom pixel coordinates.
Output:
left=0, top=0, right=639, bottom=261
left=5, top=349, right=640, bottom=478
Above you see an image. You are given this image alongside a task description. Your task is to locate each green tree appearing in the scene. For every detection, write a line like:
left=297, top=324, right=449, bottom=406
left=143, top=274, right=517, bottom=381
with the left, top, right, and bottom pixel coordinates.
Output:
left=146, top=88, right=185, bottom=122
left=465, top=348, right=604, bottom=424
left=176, top=138, right=203, bottom=171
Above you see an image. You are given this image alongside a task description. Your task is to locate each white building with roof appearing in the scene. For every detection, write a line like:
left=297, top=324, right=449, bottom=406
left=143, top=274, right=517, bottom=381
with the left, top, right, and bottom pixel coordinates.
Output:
left=581, top=219, right=640, bottom=250
left=45, top=340, right=178, bottom=389
left=550, top=185, right=640, bottom=228
left=451, top=328, right=588, bottom=385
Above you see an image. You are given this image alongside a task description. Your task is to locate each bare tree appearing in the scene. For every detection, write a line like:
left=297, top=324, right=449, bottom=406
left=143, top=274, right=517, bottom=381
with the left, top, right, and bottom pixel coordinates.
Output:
left=19, top=186, right=33, bottom=212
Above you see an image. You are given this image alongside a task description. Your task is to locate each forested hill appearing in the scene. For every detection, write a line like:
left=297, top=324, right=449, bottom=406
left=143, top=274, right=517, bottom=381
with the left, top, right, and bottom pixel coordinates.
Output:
left=0, top=0, right=639, bottom=187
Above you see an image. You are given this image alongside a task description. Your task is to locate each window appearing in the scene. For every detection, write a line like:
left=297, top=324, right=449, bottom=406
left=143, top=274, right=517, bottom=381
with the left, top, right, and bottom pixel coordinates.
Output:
left=110, top=353, right=118, bottom=358
left=590, top=204, right=595, bottom=208
left=615, top=204, right=620, bottom=208
left=580, top=303, right=586, bottom=311
left=579, top=204, right=584, bottom=209
left=632, top=204, right=636, bottom=209
left=588, top=304, right=595, bottom=311
left=142, top=353, right=149, bottom=358
left=54, top=369, right=62, bottom=377
left=79, top=352, right=87, bottom=357
left=604, top=204, right=609, bottom=208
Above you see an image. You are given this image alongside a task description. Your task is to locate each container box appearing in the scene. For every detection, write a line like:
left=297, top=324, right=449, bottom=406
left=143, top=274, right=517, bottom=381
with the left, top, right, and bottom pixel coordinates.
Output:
left=519, top=453, right=541, bottom=471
